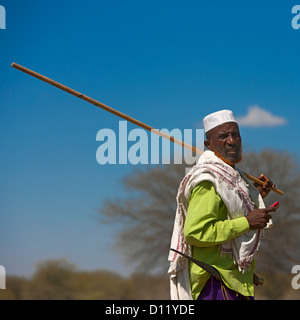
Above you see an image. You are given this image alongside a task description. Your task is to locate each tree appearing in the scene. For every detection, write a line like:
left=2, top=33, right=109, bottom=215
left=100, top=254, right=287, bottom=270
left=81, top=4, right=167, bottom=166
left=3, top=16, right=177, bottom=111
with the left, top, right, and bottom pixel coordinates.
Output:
left=99, top=149, right=300, bottom=297
left=27, top=259, right=76, bottom=299
left=238, top=150, right=300, bottom=274
left=99, top=164, right=184, bottom=274
left=238, top=150, right=300, bottom=299
left=0, top=262, right=170, bottom=300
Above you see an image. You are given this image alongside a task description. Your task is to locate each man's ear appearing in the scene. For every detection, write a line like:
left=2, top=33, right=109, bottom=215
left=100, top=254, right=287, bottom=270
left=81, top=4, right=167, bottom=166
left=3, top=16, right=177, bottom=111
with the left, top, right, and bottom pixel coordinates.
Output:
left=204, top=140, right=211, bottom=150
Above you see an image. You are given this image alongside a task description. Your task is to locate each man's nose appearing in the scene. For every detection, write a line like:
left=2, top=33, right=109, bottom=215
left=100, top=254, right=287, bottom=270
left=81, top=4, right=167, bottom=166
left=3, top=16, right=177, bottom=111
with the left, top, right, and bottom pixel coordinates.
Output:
left=226, top=134, right=236, bottom=145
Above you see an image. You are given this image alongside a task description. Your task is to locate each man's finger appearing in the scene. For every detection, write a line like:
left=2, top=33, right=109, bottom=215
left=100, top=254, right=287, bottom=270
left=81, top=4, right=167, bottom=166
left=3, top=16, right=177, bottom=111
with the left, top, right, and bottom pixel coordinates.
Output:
left=265, top=204, right=279, bottom=214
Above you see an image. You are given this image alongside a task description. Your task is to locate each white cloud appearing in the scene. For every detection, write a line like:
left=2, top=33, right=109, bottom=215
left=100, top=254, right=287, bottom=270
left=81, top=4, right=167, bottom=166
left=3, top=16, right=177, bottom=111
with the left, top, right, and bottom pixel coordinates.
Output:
left=236, top=105, right=287, bottom=127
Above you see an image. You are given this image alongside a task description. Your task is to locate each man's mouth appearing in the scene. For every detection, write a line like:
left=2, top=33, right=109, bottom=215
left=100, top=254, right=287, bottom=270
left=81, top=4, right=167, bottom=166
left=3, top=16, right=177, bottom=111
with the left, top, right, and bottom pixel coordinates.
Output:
left=226, top=148, right=239, bottom=154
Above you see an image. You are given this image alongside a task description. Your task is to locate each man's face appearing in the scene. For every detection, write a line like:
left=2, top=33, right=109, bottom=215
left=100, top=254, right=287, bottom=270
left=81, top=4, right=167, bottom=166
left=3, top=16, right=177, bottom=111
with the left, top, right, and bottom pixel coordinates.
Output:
left=204, top=122, right=242, bottom=165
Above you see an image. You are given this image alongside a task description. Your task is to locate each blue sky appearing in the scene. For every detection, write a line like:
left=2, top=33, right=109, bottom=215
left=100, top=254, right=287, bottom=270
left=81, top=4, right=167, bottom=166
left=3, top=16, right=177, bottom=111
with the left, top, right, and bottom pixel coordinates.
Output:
left=0, top=1, right=300, bottom=277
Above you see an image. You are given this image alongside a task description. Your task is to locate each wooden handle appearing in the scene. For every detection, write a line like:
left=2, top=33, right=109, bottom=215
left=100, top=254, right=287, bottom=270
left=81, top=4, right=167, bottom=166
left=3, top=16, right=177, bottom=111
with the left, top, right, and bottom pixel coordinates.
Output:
left=11, top=63, right=195, bottom=153
left=11, top=62, right=284, bottom=196
left=242, top=172, right=284, bottom=196
left=253, top=273, right=264, bottom=286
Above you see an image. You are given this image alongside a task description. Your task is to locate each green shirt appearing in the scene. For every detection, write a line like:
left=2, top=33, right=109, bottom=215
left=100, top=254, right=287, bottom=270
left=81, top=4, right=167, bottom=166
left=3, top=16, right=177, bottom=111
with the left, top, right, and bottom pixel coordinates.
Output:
left=183, top=181, right=255, bottom=300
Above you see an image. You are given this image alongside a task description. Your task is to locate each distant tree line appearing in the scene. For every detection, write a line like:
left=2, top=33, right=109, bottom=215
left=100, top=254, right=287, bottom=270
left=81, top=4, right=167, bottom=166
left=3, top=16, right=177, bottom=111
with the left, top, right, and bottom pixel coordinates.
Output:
left=0, top=258, right=298, bottom=300
left=0, top=259, right=169, bottom=300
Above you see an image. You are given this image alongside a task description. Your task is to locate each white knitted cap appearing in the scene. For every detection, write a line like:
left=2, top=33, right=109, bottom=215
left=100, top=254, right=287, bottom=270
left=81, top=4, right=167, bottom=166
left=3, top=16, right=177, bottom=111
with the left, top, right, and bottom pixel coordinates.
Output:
left=203, top=109, right=237, bottom=133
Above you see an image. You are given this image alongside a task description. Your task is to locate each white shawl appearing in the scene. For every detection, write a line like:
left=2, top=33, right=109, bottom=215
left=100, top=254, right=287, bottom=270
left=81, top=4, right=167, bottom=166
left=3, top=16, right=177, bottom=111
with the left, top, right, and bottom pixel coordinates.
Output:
left=167, top=150, right=271, bottom=300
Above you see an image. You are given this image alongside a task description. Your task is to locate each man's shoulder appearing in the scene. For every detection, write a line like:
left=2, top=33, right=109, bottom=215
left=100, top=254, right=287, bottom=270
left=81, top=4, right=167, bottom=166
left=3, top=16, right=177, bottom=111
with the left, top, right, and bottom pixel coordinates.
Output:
left=191, top=180, right=216, bottom=196
left=188, top=180, right=225, bottom=210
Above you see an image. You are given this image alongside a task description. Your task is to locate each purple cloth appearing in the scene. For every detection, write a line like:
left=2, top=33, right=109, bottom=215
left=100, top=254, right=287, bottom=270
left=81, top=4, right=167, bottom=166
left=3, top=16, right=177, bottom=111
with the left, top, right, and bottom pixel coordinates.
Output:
left=197, top=276, right=254, bottom=300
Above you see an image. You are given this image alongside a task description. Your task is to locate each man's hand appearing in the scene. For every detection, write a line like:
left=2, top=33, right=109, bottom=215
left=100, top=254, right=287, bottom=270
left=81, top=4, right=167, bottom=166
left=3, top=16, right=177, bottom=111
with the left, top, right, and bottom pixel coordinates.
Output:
left=246, top=203, right=279, bottom=230
left=254, top=174, right=275, bottom=198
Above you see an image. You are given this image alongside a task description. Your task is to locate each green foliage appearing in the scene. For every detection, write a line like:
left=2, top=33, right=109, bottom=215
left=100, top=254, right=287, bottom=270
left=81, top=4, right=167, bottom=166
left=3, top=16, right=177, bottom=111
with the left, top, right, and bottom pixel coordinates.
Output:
left=0, top=259, right=298, bottom=300
left=0, top=259, right=169, bottom=300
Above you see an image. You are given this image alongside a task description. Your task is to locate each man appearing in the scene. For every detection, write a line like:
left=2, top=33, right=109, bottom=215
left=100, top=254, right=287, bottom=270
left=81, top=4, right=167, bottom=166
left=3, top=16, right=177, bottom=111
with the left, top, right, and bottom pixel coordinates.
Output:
left=168, top=109, right=279, bottom=300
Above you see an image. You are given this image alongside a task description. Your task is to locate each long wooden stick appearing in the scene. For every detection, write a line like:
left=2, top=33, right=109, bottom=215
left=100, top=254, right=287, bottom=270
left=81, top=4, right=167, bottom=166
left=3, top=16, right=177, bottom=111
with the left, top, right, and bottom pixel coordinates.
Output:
left=11, top=62, right=284, bottom=196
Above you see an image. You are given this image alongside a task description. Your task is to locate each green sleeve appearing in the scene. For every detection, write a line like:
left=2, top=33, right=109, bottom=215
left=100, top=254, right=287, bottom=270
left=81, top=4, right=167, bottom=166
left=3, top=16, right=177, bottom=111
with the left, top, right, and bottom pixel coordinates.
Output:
left=184, top=181, right=250, bottom=247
